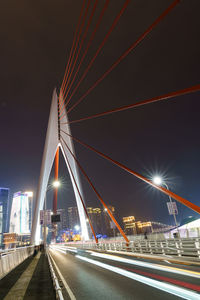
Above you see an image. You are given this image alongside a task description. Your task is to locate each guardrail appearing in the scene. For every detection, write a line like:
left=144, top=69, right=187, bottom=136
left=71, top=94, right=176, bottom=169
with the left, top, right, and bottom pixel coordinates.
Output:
left=47, top=250, right=64, bottom=300
left=64, top=237, right=200, bottom=259
left=0, top=246, right=34, bottom=279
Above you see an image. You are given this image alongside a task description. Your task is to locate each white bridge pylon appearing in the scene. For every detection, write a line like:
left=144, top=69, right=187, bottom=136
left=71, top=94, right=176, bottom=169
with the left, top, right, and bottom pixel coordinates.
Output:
left=31, top=89, right=89, bottom=245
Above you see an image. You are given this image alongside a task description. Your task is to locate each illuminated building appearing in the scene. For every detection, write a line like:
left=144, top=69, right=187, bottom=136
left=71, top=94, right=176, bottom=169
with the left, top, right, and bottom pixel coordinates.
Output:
left=123, top=216, right=137, bottom=235
left=103, top=205, right=115, bottom=237
left=68, top=207, right=79, bottom=230
left=57, top=209, right=67, bottom=231
left=25, top=191, right=33, bottom=232
left=9, top=192, right=30, bottom=235
left=87, top=207, right=102, bottom=236
left=123, top=216, right=172, bottom=235
left=0, top=188, right=10, bottom=248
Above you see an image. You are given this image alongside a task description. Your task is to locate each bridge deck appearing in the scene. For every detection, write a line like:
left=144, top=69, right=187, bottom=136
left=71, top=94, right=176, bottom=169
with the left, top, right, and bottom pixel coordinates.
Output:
left=0, top=250, right=56, bottom=300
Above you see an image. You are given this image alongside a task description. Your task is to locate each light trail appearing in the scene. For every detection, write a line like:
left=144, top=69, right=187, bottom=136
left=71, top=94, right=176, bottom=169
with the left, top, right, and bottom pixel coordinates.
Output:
left=76, top=255, right=200, bottom=300
left=90, top=252, right=200, bottom=278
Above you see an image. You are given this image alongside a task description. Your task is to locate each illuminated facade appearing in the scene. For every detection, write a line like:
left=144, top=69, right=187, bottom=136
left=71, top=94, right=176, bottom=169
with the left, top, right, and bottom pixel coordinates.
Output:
left=123, top=216, right=137, bottom=235
left=10, top=192, right=30, bottom=235
left=68, top=207, right=80, bottom=230
left=103, top=205, right=115, bottom=236
left=57, top=208, right=67, bottom=231
left=123, top=216, right=172, bottom=235
left=87, top=207, right=102, bottom=236
left=0, top=188, right=10, bottom=247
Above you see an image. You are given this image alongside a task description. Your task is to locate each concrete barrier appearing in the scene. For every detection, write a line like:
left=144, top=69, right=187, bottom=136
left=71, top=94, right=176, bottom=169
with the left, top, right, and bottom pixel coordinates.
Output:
left=0, top=246, right=34, bottom=279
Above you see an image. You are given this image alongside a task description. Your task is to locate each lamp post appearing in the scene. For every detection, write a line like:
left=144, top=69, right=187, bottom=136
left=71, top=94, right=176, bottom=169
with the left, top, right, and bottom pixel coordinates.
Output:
left=153, top=176, right=178, bottom=227
left=43, top=180, right=60, bottom=253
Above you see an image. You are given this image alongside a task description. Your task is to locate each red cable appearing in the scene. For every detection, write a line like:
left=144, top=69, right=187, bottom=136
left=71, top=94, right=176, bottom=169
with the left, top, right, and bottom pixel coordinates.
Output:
left=60, top=135, right=129, bottom=243
left=62, top=0, right=91, bottom=96
left=59, top=0, right=86, bottom=107
left=60, top=139, right=98, bottom=244
left=60, top=83, right=200, bottom=125
left=60, top=129, right=200, bottom=215
left=61, top=0, right=98, bottom=107
left=60, top=0, right=92, bottom=110
left=62, top=0, right=110, bottom=110
left=60, top=0, right=130, bottom=118
left=62, top=0, right=180, bottom=117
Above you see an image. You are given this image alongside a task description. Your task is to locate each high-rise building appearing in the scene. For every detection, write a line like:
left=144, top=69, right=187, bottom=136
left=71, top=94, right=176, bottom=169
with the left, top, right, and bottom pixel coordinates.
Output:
left=68, top=207, right=79, bottom=230
left=87, top=207, right=102, bottom=236
left=103, top=205, right=115, bottom=237
left=24, top=191, right=33, bottom=232
left=123, top=216, right=136, bottom=235
left=0, top=188, right=10, bottom=247
left=123, top=216, right=172, bottom=235
left=10, top=192, right=30, bottom=235
left=57, top=209, right=67, bottom=232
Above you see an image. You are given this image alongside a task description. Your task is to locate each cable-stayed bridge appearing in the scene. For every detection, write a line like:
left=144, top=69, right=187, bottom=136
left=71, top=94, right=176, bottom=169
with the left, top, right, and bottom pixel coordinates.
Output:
left=1, top=1, right=200, bottom=299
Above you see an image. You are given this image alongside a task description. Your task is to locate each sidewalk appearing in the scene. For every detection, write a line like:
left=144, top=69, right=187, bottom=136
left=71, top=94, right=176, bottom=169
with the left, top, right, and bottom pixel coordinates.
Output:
left=0, top=251, right=56, bottom=300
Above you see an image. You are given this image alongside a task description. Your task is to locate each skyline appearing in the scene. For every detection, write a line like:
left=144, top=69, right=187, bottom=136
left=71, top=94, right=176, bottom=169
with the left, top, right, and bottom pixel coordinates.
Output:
left=0, top=0, right=200, bottom=227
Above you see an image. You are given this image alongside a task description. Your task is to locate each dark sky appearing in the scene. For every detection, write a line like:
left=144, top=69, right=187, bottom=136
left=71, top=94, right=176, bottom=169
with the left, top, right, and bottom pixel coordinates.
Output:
left=0, top=0, right=200, bottom=227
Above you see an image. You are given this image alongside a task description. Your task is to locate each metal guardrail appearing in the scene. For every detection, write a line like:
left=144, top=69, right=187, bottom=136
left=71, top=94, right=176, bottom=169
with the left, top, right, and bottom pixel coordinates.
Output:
left=0, top=246, right=34, bottom=279
left=47, top=250, right=64, bottom=300
left=64, top=237, right=200, bottom=259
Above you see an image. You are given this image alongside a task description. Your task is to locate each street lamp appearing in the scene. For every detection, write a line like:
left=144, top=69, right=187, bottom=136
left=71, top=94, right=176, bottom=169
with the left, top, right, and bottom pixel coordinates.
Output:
left=74, top=225, right=80, bottom=231
left=44, top=180, right=60, bottom=252
left=153, top=176, right=178, bottom=227
left=52, top=180, right=60, bottom=188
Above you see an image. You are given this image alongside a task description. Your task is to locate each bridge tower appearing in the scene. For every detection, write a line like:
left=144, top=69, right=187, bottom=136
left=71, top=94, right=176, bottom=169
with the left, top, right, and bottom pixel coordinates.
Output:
left=31, top=89, right=89, bottom=245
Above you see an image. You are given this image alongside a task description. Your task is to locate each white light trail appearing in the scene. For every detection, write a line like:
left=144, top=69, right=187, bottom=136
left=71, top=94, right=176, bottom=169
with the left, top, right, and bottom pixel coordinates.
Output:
left=90, top=252, right=200, bottom=278
left=76, top=255, right=200, bottom=300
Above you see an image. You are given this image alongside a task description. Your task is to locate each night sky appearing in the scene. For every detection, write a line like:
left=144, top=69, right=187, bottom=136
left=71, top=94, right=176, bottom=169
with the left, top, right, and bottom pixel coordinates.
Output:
left=0, top=0, right=200, bottom=227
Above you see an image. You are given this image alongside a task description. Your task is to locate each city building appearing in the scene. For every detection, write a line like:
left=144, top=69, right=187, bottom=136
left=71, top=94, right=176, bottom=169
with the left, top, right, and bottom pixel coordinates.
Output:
left=68, top=207, right=79, bottom=230
left=103, top=205, right=116, bottom=237
left=9, top=191, right=30, bottom=235
left=123, top=216, right=137, bottom=235
left=24, top=191, right=34, bottom=232
left=57, top=208, right=67, bottom=232
left=0, top=188, right=10, bottom=248
left=87, top=207, right=102, bottom=236
left=123, top=216, right=172, bottom=235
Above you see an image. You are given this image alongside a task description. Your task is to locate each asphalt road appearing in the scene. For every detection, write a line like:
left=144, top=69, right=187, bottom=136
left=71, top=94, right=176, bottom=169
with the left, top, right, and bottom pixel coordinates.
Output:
left=49, top=246, right=200, bottom=300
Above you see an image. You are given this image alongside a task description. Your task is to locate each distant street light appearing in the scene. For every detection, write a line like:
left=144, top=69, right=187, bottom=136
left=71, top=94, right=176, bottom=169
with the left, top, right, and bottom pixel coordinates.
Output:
left=153, top=176, right=178, bottom=227
left=74, top=225, right=80, bottom=231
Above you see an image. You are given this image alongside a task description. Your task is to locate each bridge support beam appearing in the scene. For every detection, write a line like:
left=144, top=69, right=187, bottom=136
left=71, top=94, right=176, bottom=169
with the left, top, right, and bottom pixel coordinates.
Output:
left=31, top=89, right=89, bottom=245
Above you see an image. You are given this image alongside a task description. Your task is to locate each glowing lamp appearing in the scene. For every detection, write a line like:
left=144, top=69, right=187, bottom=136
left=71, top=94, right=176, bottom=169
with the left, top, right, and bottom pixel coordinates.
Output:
left=153, top=176, right=162, bottom=185
left=53, top=180, right=60, bottom=188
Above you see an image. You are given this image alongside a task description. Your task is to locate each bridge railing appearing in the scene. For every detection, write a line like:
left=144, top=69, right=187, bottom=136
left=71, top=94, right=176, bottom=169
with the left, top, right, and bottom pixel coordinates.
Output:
left=63, top=237, right=200, bottom=259
left=0, top=246, right=34, bottom=279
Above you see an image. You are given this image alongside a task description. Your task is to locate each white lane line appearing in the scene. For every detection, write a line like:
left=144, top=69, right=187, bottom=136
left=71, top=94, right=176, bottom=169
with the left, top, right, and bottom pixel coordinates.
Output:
left=76, top=255, right=200, bottom=300
left=49, top=250, right=76, bottom=300
left=164, top=260, right=172, bottom=264
left=90, top=252, right=200, bottom=278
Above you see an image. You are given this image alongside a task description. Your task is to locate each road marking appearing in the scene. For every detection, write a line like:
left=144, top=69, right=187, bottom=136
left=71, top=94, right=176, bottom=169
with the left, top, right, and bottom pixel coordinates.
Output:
left=49, top=250, right=76, bottom=300
left=164, top=260, right=172, bottom=264
left=76, top=255, right=200, bottom=300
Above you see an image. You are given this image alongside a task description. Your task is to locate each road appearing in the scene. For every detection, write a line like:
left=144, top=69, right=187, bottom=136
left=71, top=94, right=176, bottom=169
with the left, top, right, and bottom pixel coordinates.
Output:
left=49, top=245, right=200, bottom=300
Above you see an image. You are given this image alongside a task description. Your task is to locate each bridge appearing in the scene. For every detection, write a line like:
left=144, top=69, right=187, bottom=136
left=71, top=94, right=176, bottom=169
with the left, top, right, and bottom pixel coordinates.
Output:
left=1, top=0, right=200, bottom=299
